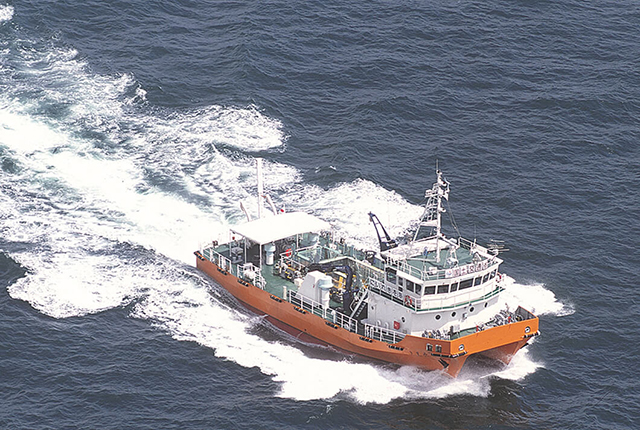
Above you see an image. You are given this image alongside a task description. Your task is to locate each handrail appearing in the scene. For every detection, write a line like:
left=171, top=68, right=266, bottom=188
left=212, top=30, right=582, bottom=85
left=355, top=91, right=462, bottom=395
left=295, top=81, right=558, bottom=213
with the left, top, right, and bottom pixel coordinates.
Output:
left=349, top=288, right=369, bottom=319
left=287, top=290, right=358, bottom=333
left=363, top=323, right=405, bottom=344
left=387, top=257, right=497, bottom=282
left=285, top=289, right=406, bottom=344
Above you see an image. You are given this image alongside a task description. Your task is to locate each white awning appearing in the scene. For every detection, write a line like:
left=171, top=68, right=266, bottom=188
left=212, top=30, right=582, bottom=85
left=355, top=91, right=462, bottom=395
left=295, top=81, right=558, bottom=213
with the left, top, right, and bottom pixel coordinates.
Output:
left=230, top=212, right=331, bottom=245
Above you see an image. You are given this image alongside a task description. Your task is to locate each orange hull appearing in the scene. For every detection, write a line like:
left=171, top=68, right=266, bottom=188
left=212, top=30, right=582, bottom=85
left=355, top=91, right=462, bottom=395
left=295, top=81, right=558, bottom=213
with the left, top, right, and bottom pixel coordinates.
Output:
left=197, top=257, right=538, bottom=377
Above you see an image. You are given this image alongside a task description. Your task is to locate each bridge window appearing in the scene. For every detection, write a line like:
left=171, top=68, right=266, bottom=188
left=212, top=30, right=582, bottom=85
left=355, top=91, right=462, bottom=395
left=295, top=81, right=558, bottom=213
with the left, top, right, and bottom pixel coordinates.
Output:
left=483, top=273, right=489, bottom=283
left=386, top=267, right=397, bottom=283
left=474, top=276, right=482, bottom=286
left=437, top=285, right=449, bottom=294
left=459, top=279, right=473, bottom=290
left=435, top=345, right=442, bottom=353
left=490, top=269, right=497, bottom=279
left=427, top=344, right=433, bottom=351
left=405, top=279, right=416, bottom=293
left=450, top=282, right=459, bottom=292
left=424, top=286, right=436, bottom=295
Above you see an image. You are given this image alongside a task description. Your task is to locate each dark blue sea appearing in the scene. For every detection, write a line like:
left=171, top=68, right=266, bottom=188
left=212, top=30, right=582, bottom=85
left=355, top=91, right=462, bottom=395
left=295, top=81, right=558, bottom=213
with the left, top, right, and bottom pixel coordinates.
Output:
left=1, top=1, right=638, bottom=428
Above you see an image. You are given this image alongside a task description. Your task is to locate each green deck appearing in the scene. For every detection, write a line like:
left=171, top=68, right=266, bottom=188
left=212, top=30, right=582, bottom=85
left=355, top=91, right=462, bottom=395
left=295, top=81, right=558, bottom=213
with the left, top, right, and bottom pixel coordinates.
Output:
left=404, top=246, right=475, bottom=272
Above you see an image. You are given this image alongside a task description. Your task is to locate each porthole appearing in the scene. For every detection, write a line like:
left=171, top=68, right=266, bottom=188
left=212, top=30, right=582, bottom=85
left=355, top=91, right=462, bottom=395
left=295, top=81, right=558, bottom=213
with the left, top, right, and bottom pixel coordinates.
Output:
left=470, top=307, right=475, bottom=312
left=435, top=315, right=441, bottom=320
left=401, top=317, right=406, bottom=323
left=451, top=312, right=457, bottom=317
left=525, top=326, right=531, bottom=333
left=458, top=344, right=465, bottom=351
left=484, top=303, right=488, bottom=308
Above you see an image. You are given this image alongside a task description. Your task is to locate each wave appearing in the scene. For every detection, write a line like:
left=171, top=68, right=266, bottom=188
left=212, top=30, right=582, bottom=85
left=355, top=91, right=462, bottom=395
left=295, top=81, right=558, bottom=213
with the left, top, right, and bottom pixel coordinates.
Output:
left=0, top=5, right=13, bottom=24
left=501, top=275, right=574, bottom=317
left=0, top=30, right=564, bottom=403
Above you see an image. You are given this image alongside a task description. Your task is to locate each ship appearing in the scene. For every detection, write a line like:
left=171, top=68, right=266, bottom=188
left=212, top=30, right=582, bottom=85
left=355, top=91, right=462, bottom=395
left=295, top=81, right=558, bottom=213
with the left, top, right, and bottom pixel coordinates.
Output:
left=194, top=160, right=539, bottom=377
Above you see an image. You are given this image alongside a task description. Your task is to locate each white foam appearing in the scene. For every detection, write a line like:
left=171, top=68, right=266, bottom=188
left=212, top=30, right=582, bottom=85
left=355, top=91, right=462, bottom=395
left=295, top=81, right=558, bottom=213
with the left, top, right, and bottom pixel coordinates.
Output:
left=13, top=47, right=133, bottom=131
left=122, top=106, right=285, bottom=175
left=45, top=150, right=222, bottom=264
left=9, top=250, right=137, bottom=318
left=4, top=41, right=284, bottom=155
left=158, top=104, right=286, bottom=152
left=490, top=348, right=542, bottom=380
left=0, top=5, right=13, bottom=23
left=282, top=179, right=422, bottom=249
left=501, top=275, right=574, bottom=317
left=0, top=109, right=68, bottom=154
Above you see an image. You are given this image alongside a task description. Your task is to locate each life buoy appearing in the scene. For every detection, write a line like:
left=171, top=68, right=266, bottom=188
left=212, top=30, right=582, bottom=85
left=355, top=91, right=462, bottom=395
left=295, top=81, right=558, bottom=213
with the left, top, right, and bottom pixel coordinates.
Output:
left=496, top=272, right=502, bottom=282
left=284, top=248, right=292, bottom=258
left=404, top=295, right=414, bottom=307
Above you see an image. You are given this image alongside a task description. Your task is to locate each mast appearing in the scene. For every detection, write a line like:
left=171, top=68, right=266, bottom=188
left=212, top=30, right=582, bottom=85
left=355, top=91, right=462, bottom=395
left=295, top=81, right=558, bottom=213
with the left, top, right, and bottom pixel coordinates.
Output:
left=413, top=169, right=450, bottom=263
left=434, top=169, right=449, bottom=263
left=256, top=158, right=264, bottom=219
left=256, top=158, right=265, bottom=273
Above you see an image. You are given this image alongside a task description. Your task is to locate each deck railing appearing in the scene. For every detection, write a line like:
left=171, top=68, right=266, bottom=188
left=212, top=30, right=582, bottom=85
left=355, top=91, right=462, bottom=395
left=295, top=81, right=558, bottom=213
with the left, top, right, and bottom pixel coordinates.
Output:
left=287, top=289, right=406, bottom=344
left=287, top=290, right=358, bottom=332
left=363, top=323, right=405, bottom=344
left=387, top=256, right=498, bottom=282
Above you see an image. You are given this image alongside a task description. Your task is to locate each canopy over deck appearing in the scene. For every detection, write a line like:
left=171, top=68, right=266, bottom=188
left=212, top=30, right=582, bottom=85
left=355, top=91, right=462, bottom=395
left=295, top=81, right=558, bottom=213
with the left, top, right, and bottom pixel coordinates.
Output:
left=230, top=212, right=331, bottom=245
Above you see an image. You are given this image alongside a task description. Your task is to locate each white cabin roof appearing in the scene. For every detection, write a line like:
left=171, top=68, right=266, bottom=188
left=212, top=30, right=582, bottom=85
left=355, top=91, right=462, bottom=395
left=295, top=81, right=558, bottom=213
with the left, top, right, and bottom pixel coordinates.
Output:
left=230, top=212, right=331, bottom=245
